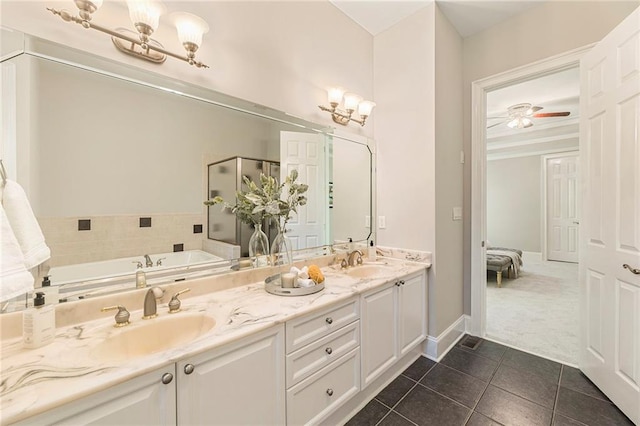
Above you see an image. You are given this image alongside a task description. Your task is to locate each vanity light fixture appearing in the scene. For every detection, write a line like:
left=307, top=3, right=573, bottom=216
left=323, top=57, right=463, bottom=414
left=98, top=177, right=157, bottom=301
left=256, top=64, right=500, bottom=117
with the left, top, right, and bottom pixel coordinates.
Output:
left=318, top=87, right=376, bottom=127
left=47, top=0, right=210, bottom=68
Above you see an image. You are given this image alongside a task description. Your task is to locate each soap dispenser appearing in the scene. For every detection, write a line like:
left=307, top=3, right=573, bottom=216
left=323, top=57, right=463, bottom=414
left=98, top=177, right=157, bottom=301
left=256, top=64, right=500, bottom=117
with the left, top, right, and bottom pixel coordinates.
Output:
left=136, top=269, right=147, bottom=288
left=23, top=292, right=56, bottom=349
left=39, top=275, right=59, bottom=306
left=368, top=240, right=376, bottom=260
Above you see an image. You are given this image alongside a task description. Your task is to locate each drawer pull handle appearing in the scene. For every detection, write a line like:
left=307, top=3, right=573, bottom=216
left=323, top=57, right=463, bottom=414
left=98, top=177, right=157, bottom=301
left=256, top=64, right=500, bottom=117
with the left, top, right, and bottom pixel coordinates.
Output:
left=184, top=364, right=195, bottom=375
left=326, top=389, right=334, bottom=396
left=161, top=373, right=173, bottom=385
left=325, top=347, right=333, bottom=355
left=325, top=317, right=333, bottom=325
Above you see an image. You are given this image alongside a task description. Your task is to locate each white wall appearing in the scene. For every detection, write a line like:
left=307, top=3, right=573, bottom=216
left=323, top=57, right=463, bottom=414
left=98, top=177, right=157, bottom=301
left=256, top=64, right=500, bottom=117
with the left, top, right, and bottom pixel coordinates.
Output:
left=461, top=1, right=639, bottom=313
left=0, top=1, right=374, bottom=138
left=487, top=156, right=541, bottom=252
left=374, top=4, right=465, bottom=337
left=434, top=5, right=464, bottom=336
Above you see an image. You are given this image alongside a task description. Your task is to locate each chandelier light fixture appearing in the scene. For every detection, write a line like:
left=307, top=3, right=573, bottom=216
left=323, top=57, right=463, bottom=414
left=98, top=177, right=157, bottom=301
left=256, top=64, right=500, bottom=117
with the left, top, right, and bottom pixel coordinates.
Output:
left=318, top=87, right=376, bottom=127
left=47, top=0, right=210, bottom=69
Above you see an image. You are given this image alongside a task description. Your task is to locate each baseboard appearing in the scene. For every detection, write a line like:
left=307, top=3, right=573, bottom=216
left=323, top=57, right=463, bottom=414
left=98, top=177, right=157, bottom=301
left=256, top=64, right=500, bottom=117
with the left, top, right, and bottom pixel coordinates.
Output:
left=424, top=316, right=467, bottom=362
left=523, top=251, right=542, bottom=262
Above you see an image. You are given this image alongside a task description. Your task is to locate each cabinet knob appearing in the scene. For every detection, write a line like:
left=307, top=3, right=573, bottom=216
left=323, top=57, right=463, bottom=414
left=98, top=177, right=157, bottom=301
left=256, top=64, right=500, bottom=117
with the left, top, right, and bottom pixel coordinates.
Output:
left=326, top=389, right=334, bottom=396
left=325, top=317, right=333, bottom=325
left=184, top=364, right=195, bottom=375
left=395, top=281, right=400, bottom=286
left=161, top=373, right=173, bottom=385
left=325, top=347, right=333, bottom=355
left=400, top=280, right=405, bottom=285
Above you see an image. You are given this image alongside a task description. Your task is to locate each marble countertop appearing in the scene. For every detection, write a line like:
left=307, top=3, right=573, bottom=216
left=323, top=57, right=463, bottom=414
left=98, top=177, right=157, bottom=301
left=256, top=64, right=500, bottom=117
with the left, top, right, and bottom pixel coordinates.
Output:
left=0, top=257, right=429, bottom=425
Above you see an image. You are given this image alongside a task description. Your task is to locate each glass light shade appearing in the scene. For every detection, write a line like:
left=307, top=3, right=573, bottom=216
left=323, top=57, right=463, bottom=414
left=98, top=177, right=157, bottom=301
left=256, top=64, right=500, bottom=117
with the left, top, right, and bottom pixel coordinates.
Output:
left=507, top=117, right=533, bottom=129
left=327, top=87, right=345, bottom=105
left=90, top=0, right=103, bottom=9
left=358, top=100, right=376, bottom=117
left=172, top=12, right=210, bottom=47
left=127, top=0, right=165, bottom=30
left=343, top=93, right=362, bottom=111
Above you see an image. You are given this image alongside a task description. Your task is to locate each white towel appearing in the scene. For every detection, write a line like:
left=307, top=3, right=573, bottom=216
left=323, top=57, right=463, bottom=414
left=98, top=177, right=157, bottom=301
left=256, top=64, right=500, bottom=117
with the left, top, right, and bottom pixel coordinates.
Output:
left=2, top=180, right=50, bottom=269
left=290, top=266, right=309, bottom=280
left=0, top=207, right=35, bottom=302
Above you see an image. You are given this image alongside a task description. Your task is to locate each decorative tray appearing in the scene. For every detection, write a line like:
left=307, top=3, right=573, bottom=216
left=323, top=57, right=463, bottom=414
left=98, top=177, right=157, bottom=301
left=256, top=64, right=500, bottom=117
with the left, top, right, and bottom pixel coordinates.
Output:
left=264, top=274, right=325, bottom=297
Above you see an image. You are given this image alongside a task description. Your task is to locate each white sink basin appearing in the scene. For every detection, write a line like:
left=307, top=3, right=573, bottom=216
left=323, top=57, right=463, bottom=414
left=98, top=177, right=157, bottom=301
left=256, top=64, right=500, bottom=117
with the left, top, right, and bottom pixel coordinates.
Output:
left=93, top=312, right=216, bottom=361
left=343, top=263, right=394, bottom=278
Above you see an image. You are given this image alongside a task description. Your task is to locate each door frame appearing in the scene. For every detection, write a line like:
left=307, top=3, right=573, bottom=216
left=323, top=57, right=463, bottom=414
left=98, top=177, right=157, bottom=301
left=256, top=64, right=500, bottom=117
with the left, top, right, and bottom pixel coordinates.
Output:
left=469, top=44, right=594, bottom=337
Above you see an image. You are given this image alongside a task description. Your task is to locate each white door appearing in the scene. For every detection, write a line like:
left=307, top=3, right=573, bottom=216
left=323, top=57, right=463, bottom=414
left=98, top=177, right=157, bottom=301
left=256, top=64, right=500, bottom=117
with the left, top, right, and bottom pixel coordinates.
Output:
left=280, top=131, right=326, bottom=250
left=580, top=6, right=640, bottom=424
left=546, top=153, right=580, bottom=263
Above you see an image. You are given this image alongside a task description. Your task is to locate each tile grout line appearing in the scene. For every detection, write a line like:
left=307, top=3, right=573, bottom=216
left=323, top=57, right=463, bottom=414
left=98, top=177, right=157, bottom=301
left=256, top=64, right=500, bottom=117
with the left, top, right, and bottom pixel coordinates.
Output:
left=373, top=364, right=437, bottom=426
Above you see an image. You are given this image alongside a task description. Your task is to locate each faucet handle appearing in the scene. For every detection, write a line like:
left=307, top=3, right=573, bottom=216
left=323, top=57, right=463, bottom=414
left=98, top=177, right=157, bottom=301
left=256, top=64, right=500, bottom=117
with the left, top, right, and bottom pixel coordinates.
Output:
left=168, top=288, right=191, bottom=313
left=340, top=258, right=348, bottom=269
left=101, top=305, right=130, bottom=327
left=356, top=255, right=364, bottom=265
left=132, top=261, right=143, bottom=269
left=156, top=257, right=166, bottom=266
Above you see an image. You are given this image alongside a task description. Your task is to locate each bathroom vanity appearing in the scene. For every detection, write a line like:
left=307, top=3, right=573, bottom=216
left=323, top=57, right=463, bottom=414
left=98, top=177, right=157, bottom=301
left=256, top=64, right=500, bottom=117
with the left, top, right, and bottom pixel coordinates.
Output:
left=1, top=257, right=429, bottom=425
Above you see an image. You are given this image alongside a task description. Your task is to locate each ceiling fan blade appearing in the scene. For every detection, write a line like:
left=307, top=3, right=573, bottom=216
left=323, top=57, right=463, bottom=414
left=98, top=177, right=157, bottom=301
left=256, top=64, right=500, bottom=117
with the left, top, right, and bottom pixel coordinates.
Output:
left=533, top=111, right=570, bottom=118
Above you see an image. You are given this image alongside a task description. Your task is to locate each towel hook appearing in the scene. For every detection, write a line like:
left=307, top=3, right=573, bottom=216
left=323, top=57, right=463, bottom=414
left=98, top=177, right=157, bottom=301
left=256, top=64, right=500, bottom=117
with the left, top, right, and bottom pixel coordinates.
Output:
left=0, top=159, right=7, bottom=186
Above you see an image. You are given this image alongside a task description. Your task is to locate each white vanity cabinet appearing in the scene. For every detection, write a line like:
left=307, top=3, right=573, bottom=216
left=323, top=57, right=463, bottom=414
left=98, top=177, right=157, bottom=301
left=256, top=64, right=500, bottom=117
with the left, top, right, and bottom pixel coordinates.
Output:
left=14, top=365, right=178, bottom=426
left=361, top=270, right=426, bottom=388
left=285, top=297, right=361, bottom=425
left=176, top=325, right=285, bottom=426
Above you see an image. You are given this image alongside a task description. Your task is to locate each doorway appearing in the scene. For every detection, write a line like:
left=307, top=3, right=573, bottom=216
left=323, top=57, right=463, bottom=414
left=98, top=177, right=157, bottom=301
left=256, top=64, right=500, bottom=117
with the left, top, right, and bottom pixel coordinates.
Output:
left=469, top=46, right=592, bottom=362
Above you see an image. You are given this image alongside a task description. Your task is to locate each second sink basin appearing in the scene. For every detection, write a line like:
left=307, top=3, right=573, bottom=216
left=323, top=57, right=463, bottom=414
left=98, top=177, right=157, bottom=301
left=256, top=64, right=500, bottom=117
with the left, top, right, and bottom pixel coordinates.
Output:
left=93, top=312, right=216, bottom=362
left=343, top=263, right=394, bottom=278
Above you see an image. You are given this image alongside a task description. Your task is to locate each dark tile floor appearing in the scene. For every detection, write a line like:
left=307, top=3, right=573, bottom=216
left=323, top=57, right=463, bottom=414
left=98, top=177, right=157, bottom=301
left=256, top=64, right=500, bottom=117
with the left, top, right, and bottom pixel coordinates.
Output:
left=346, top=336, right=633, bottom=426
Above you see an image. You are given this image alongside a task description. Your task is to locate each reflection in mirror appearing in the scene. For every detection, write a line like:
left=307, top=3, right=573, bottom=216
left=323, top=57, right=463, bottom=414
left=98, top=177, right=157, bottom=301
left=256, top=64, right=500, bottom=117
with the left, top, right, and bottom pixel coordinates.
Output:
left=0, top=31, right=372, bottom=310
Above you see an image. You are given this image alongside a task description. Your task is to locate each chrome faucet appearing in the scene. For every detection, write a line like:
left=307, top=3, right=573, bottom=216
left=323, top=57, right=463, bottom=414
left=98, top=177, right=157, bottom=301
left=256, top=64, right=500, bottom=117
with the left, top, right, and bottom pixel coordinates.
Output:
left=143, top=287, right=161, bottom=319
left=144, top=254, right=153, bottom=268
left=347, top=249, right=364, bottom=267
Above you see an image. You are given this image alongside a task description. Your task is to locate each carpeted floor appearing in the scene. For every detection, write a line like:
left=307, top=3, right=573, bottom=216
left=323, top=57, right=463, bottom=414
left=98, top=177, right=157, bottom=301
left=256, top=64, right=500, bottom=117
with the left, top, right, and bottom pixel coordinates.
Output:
left=486, top=254, right=579, bottom=366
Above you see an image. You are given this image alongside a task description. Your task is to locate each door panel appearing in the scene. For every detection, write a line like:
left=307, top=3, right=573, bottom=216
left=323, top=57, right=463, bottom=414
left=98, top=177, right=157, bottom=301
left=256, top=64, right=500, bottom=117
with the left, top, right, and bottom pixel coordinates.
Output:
left=547, top=154, right=579, bottom=262
left=580, top=6, right=640, bottom=423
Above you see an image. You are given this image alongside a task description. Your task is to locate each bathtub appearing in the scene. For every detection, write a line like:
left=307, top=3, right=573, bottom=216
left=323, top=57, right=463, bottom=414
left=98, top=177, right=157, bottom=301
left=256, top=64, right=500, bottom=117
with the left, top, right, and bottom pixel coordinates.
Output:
left=50, top=250, right=227, bottom=290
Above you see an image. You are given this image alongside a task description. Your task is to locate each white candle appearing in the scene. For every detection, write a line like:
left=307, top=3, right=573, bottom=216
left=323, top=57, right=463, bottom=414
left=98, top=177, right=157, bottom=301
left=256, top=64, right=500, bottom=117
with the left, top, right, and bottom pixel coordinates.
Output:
left=281, top=272, right=296, bottom=288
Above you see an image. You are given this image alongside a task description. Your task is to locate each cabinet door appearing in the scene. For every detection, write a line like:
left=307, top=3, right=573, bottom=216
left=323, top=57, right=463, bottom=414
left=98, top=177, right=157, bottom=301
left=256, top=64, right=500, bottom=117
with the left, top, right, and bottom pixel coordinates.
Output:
left=15, top=365, right=177, bottom=426
left=398, top=272, right=427, bottom=356
left=177, top=325, right=285, bottom=426
left=360, top=282, right=397, bottom=388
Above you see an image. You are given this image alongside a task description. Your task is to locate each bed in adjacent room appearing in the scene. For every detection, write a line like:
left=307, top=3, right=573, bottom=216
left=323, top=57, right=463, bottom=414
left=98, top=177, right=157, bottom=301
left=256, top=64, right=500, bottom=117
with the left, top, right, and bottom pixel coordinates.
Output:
left=486, top=247, right=523, bottom=287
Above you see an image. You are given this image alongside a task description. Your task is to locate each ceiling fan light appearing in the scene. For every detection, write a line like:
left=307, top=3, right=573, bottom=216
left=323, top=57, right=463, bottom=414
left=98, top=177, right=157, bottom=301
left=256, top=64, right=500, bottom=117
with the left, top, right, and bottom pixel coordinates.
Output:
left=507, top=118, right=519, bottom=129
left=521, top=117, right=533, bottom=128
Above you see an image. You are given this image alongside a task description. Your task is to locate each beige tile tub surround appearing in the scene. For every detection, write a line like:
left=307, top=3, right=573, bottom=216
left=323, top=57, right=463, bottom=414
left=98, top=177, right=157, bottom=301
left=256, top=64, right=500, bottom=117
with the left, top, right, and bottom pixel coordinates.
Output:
left=38, top=213, right=205, bottom=267
left=0, top=255, right=430, bottom=424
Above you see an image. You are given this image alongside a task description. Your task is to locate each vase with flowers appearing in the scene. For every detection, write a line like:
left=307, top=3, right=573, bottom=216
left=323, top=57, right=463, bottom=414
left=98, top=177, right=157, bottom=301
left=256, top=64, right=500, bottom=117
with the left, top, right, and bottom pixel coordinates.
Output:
left=269, top=169, right=308, bottom=267
left=204, top=170, right=307, bottom=268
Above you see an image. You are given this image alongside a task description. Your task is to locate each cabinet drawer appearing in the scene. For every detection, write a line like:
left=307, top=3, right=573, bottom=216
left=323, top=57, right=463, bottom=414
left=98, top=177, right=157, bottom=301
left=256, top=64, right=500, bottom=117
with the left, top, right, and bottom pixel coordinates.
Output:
left=286, top=297, right=359, bottom=354
left=287, top=321, right=359, bottom=387
left=286, top=348, right=360, bottom=426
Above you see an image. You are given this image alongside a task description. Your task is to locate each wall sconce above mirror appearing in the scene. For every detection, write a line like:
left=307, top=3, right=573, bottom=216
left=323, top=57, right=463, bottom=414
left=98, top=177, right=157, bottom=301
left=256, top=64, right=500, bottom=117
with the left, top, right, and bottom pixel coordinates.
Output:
left=46, top=0, right=210, bottom=68
left=318, top=87, right=375, bottom=127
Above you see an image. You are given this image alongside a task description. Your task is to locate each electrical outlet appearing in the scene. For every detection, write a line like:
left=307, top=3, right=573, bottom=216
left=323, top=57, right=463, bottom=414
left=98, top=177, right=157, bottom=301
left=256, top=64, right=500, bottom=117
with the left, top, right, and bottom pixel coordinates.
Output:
left=365, top=216, right=370, bottom=227
left=460, top=151, right=465, bottom=164
left=378, top=216, right=386, bottom=229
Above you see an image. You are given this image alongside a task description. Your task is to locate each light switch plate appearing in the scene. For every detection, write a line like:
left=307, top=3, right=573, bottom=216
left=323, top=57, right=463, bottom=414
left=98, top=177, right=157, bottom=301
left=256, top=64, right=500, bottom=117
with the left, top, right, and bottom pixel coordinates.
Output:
left=378, top=216, right=386, bottom=229
left=452, top=207, right=463, bottom=221
left=365, top=216, right=370, bottom=227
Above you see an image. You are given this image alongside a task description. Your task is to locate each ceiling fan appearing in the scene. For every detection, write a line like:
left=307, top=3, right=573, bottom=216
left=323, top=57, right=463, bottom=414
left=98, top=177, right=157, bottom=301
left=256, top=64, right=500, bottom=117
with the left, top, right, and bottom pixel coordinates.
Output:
left=487, top=102, right=570, bottom=129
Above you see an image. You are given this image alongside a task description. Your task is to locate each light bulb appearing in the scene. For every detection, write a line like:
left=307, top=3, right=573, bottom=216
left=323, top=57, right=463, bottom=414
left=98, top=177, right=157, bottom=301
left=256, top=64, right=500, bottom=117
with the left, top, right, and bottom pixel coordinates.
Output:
left=343, top=93, right=362, bottom=112
left=327, top=87, right=345, bottom=106
left=172, top=12, right=209, bottom=49
left=358, top=100, right=376, bottom=117
left=127, top=0, right=165, bottom=33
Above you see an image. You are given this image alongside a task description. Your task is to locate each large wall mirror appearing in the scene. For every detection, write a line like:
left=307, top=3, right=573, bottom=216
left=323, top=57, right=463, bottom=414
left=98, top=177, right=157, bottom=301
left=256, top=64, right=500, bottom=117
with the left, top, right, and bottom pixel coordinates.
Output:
left=0, top=29, right=373, bottom=308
